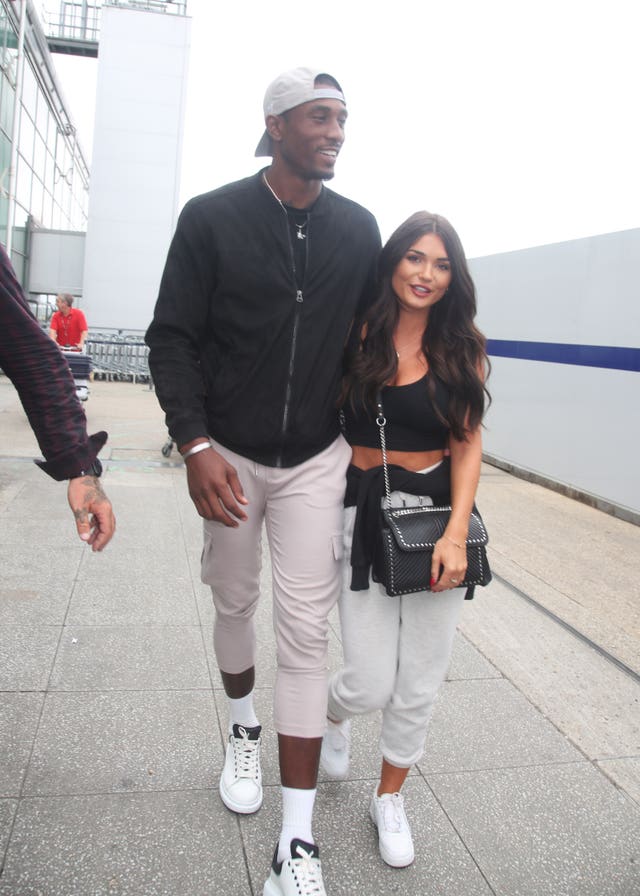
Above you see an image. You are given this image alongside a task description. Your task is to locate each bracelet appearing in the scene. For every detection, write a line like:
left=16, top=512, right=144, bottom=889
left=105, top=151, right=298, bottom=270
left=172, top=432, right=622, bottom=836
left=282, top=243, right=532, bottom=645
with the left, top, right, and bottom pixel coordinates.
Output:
left=442, top=534, right=465, bottom=549
left=181, top=441, right=212, bottom=460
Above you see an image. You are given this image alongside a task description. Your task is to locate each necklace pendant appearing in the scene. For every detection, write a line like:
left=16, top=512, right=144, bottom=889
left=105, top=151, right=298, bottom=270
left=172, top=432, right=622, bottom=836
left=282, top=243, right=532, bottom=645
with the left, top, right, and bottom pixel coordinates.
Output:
left=297, top=230, right=306, bottom=240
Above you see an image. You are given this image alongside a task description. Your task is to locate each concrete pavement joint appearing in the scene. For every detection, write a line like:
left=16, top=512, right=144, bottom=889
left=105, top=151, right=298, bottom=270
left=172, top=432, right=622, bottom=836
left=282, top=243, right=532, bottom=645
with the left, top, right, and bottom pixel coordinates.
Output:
left=493, top=572, right=640, bottom=684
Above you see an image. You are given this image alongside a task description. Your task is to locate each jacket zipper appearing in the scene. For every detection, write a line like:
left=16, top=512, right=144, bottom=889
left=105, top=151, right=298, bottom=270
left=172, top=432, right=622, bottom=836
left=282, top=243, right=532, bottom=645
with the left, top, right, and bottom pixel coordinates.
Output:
left=277, top=212, right=309, bottom=466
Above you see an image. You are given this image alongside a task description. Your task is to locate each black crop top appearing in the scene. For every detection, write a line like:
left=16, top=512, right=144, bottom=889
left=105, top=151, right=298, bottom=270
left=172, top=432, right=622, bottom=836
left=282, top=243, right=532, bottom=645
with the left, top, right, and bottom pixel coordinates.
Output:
left=341, top=373, right=450, bottom=451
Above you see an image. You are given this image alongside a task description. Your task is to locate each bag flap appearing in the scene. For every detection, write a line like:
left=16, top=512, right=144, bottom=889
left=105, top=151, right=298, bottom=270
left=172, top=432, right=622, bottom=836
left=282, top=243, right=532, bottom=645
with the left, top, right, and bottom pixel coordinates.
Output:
left=382, top=506, right=489, bottom=552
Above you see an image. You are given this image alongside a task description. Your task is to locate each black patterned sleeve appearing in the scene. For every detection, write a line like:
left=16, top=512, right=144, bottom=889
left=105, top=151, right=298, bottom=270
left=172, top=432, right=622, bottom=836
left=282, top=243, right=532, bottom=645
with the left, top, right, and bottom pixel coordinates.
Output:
left=0, top=245, right=107, bottom=480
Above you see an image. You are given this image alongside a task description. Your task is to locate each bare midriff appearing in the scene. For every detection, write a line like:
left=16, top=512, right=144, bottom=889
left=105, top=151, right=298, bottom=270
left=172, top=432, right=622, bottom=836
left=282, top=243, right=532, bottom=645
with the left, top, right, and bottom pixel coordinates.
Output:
left=350, top=445, right=445, bottom=472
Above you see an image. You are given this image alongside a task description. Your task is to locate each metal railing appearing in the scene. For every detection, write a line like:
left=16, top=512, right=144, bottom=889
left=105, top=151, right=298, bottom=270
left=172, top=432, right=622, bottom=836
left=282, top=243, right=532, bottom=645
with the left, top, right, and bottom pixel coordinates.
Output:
left=107, top=0, right=188, bottom=13
left=85, top=332, right=151, bottom=383
left=39, top=0, right=187, bottom=45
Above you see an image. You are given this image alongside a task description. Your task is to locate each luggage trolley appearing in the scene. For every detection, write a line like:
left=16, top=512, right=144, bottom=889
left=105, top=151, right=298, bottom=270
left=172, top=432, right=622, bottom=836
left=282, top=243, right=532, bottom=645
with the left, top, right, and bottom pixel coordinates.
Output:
left=86, top=334, right=151, bottom=384
left=62, top=348, right=91, bottom=402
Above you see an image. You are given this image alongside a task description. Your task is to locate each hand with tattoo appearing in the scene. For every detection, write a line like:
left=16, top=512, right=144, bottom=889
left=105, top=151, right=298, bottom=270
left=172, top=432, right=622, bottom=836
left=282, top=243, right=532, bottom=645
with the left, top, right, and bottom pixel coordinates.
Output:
left=67, top=475, right=116, bottom=551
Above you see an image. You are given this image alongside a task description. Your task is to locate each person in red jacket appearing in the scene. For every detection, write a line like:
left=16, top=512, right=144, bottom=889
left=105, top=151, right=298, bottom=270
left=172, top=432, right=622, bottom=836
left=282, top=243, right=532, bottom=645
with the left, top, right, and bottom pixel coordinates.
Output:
left=49, top=293, right=88, bottom=350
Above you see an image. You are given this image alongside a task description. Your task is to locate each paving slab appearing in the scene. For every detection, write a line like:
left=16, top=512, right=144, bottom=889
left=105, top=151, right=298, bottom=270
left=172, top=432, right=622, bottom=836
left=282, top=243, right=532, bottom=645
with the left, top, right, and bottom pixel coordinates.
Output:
left=23, top=691, right=220, bottom=796
left=0, top=791, right=249, bottom=896
left=0, top=459, right=30, bottom=514
left=0, top=579, right=73, bottom=626
left=66, top=563, right=199, bottom=626
left=0, top=624, right=60, bottom=691
left=0, top=694, right=44, bottom=797
left=476, top=465, right=640, bottom=675
left=460, top=579, right=640, bottom=760
left=0, top=799, right=17, bottom=864
left=418, top=678, right=580, bottom=775
left=428, top=762, right=640, bottom=896
left=48, top=624, right=212, bottom=691
left=597, top=756, right=640, bottom=806
left=447, top=632, right=503, bottom=681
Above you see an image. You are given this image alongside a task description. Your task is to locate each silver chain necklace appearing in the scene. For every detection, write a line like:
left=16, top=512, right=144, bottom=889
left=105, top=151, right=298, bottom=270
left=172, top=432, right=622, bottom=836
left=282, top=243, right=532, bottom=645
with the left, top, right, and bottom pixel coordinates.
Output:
left=263, top=173, right=308, bottom=240
left=394, top=335, right=424, bottom=359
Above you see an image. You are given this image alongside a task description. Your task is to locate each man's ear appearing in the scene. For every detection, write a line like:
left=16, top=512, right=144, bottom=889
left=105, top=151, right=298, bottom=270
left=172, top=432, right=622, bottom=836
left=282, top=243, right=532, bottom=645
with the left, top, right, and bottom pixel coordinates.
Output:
left=266, top=113, right=285, bottom=145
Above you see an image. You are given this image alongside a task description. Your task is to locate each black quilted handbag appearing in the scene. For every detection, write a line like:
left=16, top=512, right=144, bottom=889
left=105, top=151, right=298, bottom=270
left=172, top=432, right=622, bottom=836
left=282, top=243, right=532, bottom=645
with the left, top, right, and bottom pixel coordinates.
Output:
left=372, top=396, right=492, bottom=597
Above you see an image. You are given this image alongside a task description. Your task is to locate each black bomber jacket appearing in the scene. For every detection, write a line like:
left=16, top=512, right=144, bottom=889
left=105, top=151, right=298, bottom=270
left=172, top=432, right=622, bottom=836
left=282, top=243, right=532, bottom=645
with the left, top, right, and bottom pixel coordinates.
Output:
left=146, top=170, right=381, bottom=467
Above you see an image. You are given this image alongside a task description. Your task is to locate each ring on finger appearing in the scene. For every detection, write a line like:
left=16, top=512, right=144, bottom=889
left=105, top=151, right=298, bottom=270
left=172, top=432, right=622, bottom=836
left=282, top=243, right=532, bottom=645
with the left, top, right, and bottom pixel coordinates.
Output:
left=450, top=577, right=459, bottom=584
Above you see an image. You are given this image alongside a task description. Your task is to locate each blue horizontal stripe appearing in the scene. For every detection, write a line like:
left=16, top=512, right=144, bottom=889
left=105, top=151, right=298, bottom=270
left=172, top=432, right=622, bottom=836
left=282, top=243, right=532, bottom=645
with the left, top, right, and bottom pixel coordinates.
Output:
left=486, top=340, right=640, bottom=372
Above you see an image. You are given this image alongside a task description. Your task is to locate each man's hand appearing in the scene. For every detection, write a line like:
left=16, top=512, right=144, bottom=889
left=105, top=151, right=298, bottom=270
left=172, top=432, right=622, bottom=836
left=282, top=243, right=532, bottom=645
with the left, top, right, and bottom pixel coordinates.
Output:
left=183, top=445, right=248, bottom=525
left=67, top=475, right=116, bottom=551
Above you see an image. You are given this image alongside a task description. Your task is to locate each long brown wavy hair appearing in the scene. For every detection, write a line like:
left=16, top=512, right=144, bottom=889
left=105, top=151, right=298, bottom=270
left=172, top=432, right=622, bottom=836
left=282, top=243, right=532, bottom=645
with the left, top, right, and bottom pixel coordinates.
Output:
left=343, top=211, right=491, bottom=441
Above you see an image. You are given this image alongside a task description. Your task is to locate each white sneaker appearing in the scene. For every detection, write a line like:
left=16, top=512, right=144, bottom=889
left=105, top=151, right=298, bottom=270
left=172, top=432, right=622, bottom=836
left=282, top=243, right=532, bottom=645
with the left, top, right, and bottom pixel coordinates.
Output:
left=219, top=723, right=262, bottom=814
left=319, top=718, right=351, bottom=780
left=369, top=789, right=415, bottom=867
left=263, top=839, right=326, bottom=896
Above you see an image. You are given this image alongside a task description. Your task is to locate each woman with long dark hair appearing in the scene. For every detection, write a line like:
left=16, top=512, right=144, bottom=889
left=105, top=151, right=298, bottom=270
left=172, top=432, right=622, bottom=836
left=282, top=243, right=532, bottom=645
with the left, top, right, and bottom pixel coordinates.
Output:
left=320, top=211, right=490, bottom=868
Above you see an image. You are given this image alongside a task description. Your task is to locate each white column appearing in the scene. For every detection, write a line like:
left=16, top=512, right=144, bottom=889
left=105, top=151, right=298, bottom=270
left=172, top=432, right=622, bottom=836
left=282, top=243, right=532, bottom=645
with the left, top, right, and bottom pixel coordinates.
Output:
left=81, top=5, right=191, bottom=330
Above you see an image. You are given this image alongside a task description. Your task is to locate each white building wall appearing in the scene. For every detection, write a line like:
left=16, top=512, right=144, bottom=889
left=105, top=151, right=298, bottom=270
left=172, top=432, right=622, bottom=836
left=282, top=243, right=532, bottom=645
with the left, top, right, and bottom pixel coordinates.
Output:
left=81, top=5, right=190, bottom=330
left=471, top=229, right=640, bottom=517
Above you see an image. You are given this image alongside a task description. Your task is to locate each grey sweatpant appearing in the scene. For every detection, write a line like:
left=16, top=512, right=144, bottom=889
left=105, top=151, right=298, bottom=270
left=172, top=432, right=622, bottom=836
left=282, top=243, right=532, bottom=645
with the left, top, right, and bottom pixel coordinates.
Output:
left=328, top=505, right=465, bottom=767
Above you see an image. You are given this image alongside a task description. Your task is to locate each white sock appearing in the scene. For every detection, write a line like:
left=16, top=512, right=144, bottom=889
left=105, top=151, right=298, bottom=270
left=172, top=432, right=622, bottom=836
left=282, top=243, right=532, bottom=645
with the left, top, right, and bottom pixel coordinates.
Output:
left=227, top=692, right=259, bottom=732
left=278, top=786, right=316, bottom=862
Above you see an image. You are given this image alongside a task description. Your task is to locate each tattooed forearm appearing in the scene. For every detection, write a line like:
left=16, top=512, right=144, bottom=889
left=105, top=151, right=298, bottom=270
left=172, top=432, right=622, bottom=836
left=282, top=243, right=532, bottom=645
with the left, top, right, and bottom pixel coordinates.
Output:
left=67, top=474, right=116, bottom=550
left=73, top=475, right=108, bottom=507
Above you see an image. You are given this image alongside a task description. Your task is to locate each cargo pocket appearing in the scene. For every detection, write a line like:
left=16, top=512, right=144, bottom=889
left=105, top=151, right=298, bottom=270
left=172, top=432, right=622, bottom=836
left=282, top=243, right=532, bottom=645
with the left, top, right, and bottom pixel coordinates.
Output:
left=200, top=531, right=215, bottom=584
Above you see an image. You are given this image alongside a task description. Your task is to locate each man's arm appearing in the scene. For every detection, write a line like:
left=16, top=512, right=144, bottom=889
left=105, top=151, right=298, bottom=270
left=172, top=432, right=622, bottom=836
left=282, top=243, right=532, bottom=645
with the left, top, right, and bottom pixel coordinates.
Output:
left=145, top=200, right=215, bottom=447
left=0, top=244, right=115, bottom=549
left=145, top=199, right=247, bottom=526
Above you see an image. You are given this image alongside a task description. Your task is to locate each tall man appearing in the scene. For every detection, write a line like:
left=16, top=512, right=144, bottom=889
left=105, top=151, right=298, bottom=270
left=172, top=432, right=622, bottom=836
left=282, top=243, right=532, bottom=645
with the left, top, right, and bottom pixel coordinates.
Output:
left=146, top=67, right=380, bottom=896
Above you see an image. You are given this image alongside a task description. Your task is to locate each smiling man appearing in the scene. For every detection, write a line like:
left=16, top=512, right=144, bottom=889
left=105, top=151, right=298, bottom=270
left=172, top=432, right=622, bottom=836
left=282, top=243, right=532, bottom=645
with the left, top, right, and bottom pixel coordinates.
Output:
left=146, top=68, right=380, bottom=895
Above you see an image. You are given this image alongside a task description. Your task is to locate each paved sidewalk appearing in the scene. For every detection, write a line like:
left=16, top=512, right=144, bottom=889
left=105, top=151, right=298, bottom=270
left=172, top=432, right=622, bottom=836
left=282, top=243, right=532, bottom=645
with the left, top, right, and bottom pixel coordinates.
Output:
left=1, top=379, right=639, bottom=895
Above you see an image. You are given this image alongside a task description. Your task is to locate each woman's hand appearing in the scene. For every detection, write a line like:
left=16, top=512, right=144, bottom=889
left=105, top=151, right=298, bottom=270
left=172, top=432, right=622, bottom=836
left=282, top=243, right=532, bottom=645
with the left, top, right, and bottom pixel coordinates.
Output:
left=430, top=535, right=467, bottom=592
left=433, top=422, right=483, bottom=592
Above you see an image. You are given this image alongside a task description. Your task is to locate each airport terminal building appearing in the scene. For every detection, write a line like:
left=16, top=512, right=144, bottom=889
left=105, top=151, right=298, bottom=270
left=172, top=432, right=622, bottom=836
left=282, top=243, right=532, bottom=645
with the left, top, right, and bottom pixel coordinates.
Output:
left=0, top=0, right=89, bottom=297
left=0, top=0, right=189, bottom=326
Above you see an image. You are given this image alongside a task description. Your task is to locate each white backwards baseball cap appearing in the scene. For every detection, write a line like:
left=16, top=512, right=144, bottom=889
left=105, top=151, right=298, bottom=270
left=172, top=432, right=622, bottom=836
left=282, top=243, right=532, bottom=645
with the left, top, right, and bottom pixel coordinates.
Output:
left=255, top=66, right=346, bottom=157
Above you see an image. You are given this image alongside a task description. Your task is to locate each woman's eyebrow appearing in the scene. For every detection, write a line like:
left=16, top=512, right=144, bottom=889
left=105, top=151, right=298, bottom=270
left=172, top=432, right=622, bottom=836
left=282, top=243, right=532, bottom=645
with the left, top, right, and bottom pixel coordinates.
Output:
left=407, top=249, right=450, bottom=261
